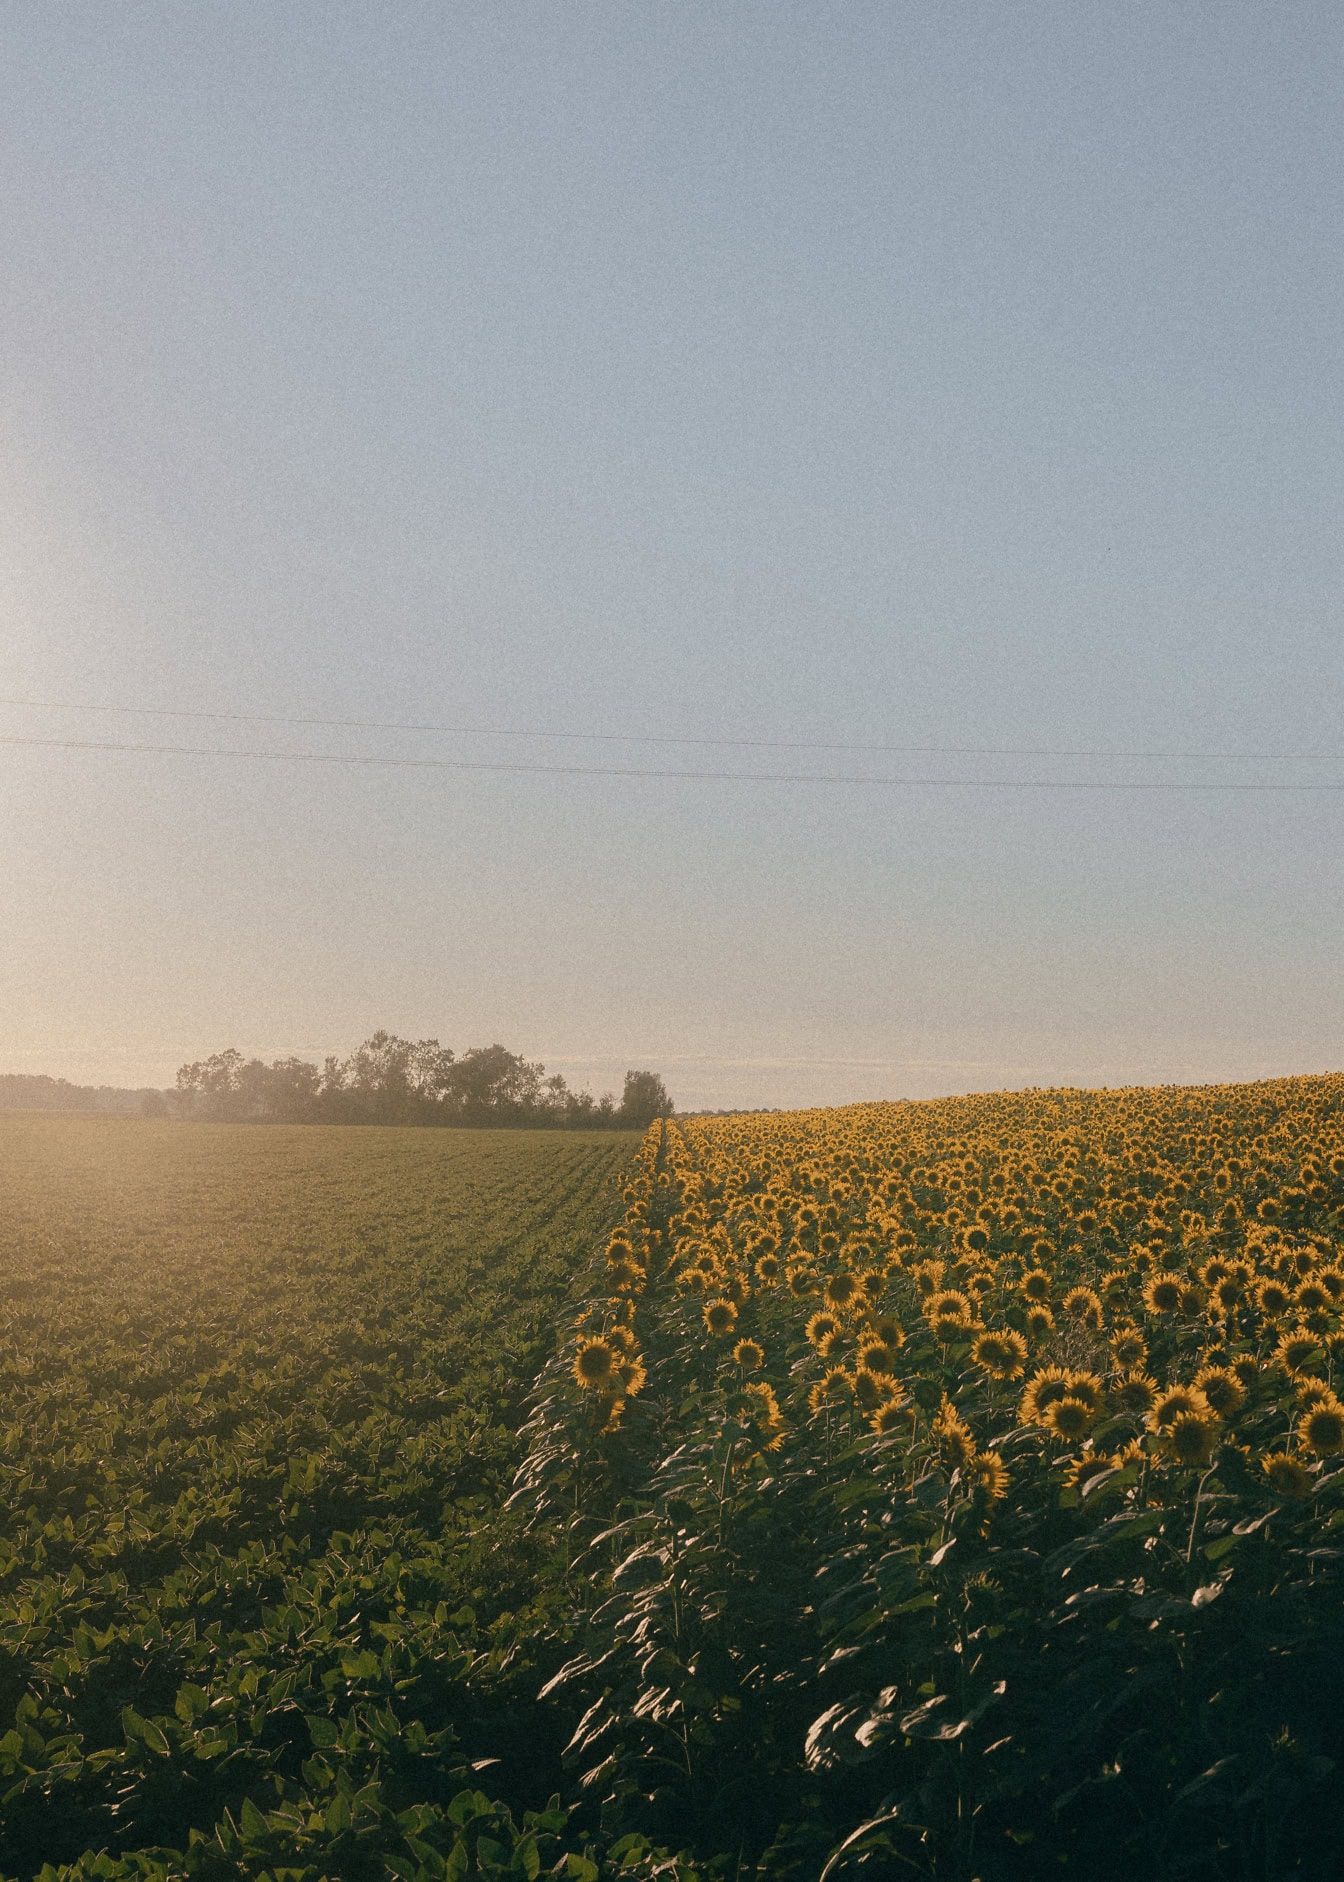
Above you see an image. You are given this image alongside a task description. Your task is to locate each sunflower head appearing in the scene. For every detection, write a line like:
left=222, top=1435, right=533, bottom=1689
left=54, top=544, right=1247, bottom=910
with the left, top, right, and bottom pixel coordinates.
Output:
left=1110, top=1327, right=1148, bottom=1369
left=1044, top=1395, right=1095, bottom=1441
left=1194, top=1365, right=1245, bottom=1418
left=1143, top=1274, right=1183, bottom=1315
left=1020, top=1268, right=1052, bottom=1303
left=1061, top=1286, right=1104, bottom=1329
left=870, top=1398, right=909, bottom=1437
left=733, top=1337, right=765, bottom=1371
left=1295, top=1279, right=1332, bottom=1314
left=1148, top=1384, right=1211, bottom=1432
left=1025, top=1304, right=1056, bottom=1342
left=619, top=1356, right=648, bottom=1397
left=805, top=1310, right=841, bottom=1351
left=823, top=1271, right=860, bottom=1313
left=926, top=1289, right=975, bottom=1338
left=867, top=1313, right=904, bottom=1348
left=971, top=1328, right=1028, bottom=1382
left=1111, top=1371, right=1158, bottom=1418
left=1299, top=1396, right=1344, bottom=1457
left=1167, top=1413, right=1220, bottom=1468
left=574, top=1337, right=620, bottom=1389
left=1274, top=1328, right=1323, bottom=1377
left=754, top=1253, right=781, bottom=1284
left=933, top=1396, right=978, bottom=1468
left=970, top=1451, right=1010, bottom=1501
left=857, top=1339, right=899, bottom=1377
left=1021, top=1365, right=1073, bottom=1425
left=1261, top=1451, right=1313, bottom=1499
left=1063, top=1371, right=1104, bottom=1414
left=807, top=1366, right=853, bottom=1415
left=703, top=1297, right=739, bottom=1338
left=854, top=1367, right=888, bottom=1411
left=1255, top=1278, right=1293, bottom=1318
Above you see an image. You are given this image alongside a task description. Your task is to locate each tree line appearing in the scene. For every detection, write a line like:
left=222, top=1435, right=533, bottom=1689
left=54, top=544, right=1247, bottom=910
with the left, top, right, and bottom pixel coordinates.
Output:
left=173, top=1032, right=674, bottom=1129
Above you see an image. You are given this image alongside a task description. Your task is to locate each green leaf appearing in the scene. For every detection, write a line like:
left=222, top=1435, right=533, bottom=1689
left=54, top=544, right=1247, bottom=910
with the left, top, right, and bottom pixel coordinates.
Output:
left=239, top=1795, right=269, bottom=1840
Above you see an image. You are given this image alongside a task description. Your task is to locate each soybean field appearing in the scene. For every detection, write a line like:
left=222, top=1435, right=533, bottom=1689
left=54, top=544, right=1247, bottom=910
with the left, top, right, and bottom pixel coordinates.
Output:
left=0, top=1117, right=636, bottom=1879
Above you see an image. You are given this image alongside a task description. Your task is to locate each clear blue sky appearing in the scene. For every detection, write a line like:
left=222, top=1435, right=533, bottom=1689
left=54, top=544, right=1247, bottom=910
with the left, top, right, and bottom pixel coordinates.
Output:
left=3, top=3, right=1342, bottom=1109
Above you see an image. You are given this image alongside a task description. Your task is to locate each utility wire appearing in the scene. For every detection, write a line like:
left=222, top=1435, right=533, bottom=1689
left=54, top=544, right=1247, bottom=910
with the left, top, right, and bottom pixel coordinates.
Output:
left=5, top=732, right=1344, bottom=790
left=0, top=695, right=1336, bottom=765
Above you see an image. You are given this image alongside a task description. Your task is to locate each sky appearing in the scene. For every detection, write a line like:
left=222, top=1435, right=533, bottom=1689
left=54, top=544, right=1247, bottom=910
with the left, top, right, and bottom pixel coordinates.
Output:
left=3, top=2, right=1343, bottom=1112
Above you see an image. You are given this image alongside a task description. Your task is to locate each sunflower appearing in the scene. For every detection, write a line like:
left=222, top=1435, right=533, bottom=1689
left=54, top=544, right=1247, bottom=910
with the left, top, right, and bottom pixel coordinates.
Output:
left=970, top=1451, right=1010, bottom=1501
left=933, top=1396, right=978, bottom=1468
left=926, top=1289, right=975, bottom=1337
left=1167, top=1413, right=1220, bottom=1467
left=573, top=1337, right=621, bottom=1390
left=1274, top=1328, right=1322, bottom=1376
left=1147, top=1384, right=1211, bottom=1432
left=870, top=1398, right=909, bottom=1437
left=1025, top=1305, right=1056, bottom=1342
left=1044, top=1395, right=1094, bottom=1441
left=754, top=1253, right=781, bottom=1284
left=1143, top=1274, right=1183, bottom=1315
left=807, top=1366, right=853, bottom=1415
left=805, top=1310, right=841, bottom=1350
left=963, top=1223, right=991, bottom=1253
left=1110, top=1371, right=1158, bottom=1417
left=1210, top=1275, right=1246, bottom=1317
left=1295, top=1279, right=1333, bottom=1314
left=823, top=1271, right=861, bottom=1314
left=1021, top=1365, right=1073, bottom=1425
left=1063, top=1371, right=1105, bottom=1414
left=619, top=1356, right=648, bottom=1397
left=787, top=1265, right=818, bottom=1298
left=703, top=1297, right=739, bottom=1337
left=854, top=1368, right=889, bottom=1411
left=1299, top=1395, right=1344, bottom=1456
left=867, top=1313, right=904, bottom=1348
left=1194, top=1365, right=1245, bottom=1417
left=912, top=1260, right=946, bottom=1298
left=971, top=1328, right=1029, bottom=1382
left=733, top=1337, right=765, bottom=1370
left=1261, top=1451, right=1313, bottom=1499
left=1020, top=1268, right=1052, bottom=1304
left=857, top=1339, right=899, bottom=1377
left=1110, top=1327, right=1148, bottom=1369
left=1061, top=1286, right=1104, bottom=1329
left=1255, top=1278, right=1293, bottom=1318
left=740, top=1381, right=787, bottom=1451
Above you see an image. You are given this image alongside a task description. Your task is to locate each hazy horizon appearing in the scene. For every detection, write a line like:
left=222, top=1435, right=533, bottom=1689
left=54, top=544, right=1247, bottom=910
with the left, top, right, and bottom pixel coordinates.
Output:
left=6, top=4, right=1343, bottom=1113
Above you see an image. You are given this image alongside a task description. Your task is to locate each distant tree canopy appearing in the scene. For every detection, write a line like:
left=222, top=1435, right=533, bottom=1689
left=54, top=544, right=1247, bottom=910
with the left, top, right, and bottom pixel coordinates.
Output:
left=174, top=1033, right=673, bottom=1130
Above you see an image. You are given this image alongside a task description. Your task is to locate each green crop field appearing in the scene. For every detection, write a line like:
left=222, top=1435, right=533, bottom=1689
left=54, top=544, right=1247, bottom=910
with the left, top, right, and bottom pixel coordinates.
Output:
left=11, top=1083, right=1344, bottom=1882
left=0, top=1117, right=638, bottom=1880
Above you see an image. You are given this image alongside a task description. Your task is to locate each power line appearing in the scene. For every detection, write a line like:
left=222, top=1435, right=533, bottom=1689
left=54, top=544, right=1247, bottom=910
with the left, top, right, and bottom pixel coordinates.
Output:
left=0, top=695, right=1337, bottom=765
left=5, top=732, right=1344, bottom=790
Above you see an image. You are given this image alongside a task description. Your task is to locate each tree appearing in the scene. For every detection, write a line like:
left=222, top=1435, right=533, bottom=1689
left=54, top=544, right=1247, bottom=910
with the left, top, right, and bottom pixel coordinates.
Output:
left=617, top=1070, right=673, bottom=1129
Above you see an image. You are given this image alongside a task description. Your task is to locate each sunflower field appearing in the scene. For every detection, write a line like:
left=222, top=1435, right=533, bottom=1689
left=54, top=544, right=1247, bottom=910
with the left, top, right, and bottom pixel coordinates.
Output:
left=520, top=1076, right=1344, bottom=1880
